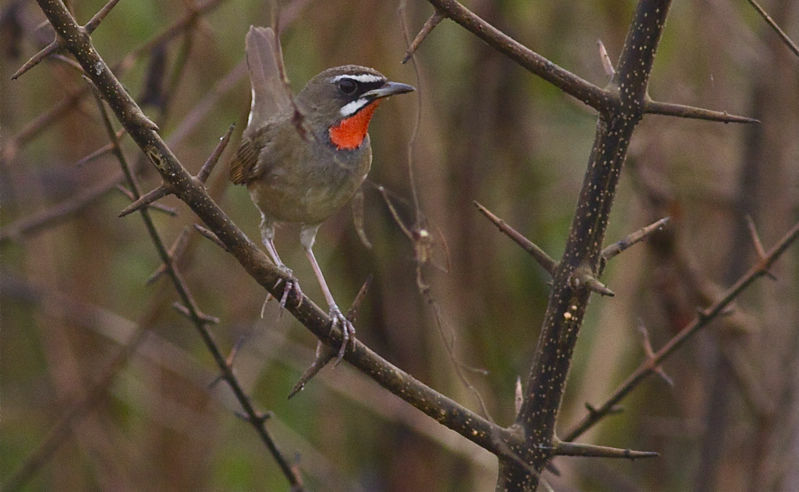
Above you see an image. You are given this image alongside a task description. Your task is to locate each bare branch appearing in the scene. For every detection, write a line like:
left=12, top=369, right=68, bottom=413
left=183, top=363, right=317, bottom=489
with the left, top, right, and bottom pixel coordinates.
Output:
left=474, top=201, right=557, bottom=275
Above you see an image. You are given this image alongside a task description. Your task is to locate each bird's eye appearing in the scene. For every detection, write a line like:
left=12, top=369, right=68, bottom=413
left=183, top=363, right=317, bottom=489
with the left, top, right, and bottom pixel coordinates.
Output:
left=337, top=78, right=358, bottom=95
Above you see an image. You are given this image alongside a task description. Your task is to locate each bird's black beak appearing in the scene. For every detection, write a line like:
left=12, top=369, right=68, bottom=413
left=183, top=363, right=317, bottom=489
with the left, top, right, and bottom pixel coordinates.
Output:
left=362, top=81, right=415, bottom=100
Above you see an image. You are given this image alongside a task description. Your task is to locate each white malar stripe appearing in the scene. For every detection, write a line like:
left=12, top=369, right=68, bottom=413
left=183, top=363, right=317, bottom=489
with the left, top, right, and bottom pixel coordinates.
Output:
left=247, top=87, right=256, bottom=126
left=339, top=98, right=369, bottom=117
left=330, top=73, right=384, bottom=84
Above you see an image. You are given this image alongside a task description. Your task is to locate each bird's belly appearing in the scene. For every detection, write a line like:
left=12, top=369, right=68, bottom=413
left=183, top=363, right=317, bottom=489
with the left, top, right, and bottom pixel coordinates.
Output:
left=248, top=159, right=369, bottom=225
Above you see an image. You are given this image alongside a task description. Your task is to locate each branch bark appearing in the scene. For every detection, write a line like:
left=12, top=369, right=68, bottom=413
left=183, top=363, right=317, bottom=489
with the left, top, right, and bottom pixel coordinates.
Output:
left=498, top=1, right=673, bottom=488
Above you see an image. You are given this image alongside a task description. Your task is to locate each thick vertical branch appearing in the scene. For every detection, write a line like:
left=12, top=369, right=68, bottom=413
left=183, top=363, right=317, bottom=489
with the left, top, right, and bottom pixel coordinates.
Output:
left=500, top=1, right=672, bottom=489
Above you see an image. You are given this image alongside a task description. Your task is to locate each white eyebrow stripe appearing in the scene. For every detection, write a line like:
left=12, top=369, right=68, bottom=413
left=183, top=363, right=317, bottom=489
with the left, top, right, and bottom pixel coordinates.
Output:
left=330, top=73, right=384, bottom=84
left=339, top=98, right=369, bottom=117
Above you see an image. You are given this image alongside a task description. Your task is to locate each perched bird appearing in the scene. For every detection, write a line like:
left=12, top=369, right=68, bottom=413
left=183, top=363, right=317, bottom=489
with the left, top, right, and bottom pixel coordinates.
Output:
left=230, top=26, right=414, bottom=360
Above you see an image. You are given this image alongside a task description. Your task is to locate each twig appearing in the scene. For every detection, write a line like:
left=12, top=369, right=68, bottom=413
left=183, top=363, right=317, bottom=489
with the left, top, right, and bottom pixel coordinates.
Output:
left=402, top=9, right=444, bottom=63
left=745, top=0, right=799, bottom=58
left=474, top=201, right=557, bottom=275
left=565, top=220, right=799, bottom=442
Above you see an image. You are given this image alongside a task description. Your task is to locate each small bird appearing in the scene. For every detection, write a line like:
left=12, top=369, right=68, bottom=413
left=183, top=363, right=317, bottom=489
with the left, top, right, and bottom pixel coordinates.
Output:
left=230, top=26, right=414, bottom=361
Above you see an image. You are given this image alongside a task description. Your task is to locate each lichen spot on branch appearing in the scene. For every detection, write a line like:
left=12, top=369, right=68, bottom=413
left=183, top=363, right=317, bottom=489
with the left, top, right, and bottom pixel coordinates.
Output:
left=145, top=146, right=168, bottom=173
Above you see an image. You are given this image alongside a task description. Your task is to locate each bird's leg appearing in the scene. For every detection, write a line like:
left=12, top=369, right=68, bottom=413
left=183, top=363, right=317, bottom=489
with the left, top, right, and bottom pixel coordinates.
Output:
left=259, top=215, right=302, bottom=316
left=301, top=225, right=355, bottom=364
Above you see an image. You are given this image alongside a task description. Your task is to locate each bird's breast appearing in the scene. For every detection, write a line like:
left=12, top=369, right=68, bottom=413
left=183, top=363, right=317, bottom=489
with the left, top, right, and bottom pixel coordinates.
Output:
left=248, top=132, right=372, bottom=225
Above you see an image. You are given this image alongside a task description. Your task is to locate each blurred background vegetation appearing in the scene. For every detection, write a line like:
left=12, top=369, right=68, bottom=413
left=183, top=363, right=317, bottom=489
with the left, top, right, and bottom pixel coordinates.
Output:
left=2, top=0, right=798, bottom=490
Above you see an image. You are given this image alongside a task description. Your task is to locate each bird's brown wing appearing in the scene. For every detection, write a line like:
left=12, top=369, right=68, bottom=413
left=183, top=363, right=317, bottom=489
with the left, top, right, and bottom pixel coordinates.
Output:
left=229, top=137, right=261, bottom=185
left=245, top=26, right=292, bottom=138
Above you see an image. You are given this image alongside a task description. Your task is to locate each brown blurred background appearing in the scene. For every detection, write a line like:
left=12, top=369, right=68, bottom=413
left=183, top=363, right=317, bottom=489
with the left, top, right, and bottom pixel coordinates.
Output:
left=2, top=0, right=798, bottom=490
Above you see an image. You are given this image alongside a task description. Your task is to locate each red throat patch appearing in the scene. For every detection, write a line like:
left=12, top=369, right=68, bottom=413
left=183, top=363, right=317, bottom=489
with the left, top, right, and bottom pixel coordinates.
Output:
left=329, top=100, right=382, bottom=150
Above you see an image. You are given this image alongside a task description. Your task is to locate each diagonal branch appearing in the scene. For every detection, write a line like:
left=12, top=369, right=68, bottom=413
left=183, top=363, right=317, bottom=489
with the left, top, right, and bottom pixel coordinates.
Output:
left=745, top=0, right=799, bottom=58
left=36, top=0, right=512, bottom=462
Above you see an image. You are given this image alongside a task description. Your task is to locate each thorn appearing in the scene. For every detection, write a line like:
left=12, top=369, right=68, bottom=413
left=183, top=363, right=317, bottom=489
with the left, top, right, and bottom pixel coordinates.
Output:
left=84, top=0, right=123, bottom=33
left=638, top=320, right=673, bottom=386
left=146, top=227, right=191, bottom=285
left=193, top=224, right=228, bottom=251
left=514, top=376, right=523, bottom=415
left=172, top=302, right=219, bottom=325
left=226, top=336, right=246, bottom=369
left=195, top=123, right=235, bottom=184
left=208, top=373, right=225, bottom=389
left=235, top=410, right=272, bottom=424
left=696, top=307, right=711, bottom=322
left=645, top=100, right=759, bottom=124
left=346, top=274, right=373, bottom=322
left=115, top=185, right=176, bottom=216
left=11, top=39, right=61, bottom=80
left=474, top=201, right=557, bottom=275
left=597, top=39, right=615, bottom=76
left=745, top=215, right=767, bottom=260
left=288, top=341, right=336, bottom=399
left=553, top=438, right=659, bottom=459
left=570, top=267, right=615, bottom=296
left=602, top=217, right=670, bottom=261
left=118, top=184, right=171, bottom=217
left=402, top=9, right=445, bottom=63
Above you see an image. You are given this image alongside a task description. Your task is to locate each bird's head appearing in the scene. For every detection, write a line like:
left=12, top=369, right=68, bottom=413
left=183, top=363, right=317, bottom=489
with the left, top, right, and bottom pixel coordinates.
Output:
left=297, top=66, right=415, bottom=150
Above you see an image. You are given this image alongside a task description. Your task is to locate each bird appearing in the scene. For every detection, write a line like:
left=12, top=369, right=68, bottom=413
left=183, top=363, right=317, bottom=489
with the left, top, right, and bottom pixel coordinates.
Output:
left=230, top=26, right=414, bottom=362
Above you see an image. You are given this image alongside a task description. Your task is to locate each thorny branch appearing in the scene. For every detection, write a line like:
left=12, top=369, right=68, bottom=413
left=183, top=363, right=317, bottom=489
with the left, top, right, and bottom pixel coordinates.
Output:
left=564, top=219, right=799, bottom=443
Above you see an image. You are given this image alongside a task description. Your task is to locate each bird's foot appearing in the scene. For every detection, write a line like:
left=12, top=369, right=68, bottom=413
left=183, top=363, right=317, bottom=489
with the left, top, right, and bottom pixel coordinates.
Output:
left=328, top=304, right=355, bottom=365
left=260, top=267, right=303, bottom=318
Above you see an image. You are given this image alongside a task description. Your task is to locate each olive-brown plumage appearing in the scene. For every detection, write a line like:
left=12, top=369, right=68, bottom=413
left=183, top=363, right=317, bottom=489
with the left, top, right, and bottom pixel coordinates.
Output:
left=230, top=26, right=414, bottom=361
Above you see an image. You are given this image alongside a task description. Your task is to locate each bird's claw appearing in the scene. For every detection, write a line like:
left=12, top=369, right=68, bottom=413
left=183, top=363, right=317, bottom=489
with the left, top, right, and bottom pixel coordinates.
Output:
left=328, top=304, right=355, bottom=365
left=260, top=271, right=303, bottom=318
